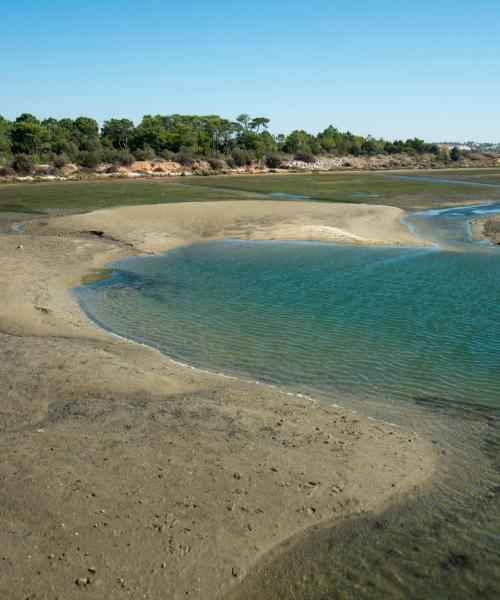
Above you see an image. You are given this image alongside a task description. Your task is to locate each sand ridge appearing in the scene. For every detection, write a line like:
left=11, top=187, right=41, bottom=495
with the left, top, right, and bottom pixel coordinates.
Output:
left=0, top=201, right=434, bottom=599
left=45, top=200, right=426, bottom=254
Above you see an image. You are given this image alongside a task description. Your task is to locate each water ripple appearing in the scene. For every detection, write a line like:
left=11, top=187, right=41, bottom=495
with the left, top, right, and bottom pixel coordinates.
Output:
left=74, top=206, right=500, bottom=599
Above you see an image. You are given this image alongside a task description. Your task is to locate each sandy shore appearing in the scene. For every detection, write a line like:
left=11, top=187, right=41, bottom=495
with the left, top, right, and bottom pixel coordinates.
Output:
left=0, top=201, right=434, bottom=599
left=472, top=214, right=500, bottom=245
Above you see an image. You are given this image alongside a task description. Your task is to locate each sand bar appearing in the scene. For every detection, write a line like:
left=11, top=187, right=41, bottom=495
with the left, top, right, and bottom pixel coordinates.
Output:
left=0, top=201, right=434, bottom=599
left=472, top=214, right=500, bottom=245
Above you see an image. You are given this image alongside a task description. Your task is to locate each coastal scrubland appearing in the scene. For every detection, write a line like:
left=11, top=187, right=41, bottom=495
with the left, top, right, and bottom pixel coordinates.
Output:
left=0, top=112, right=475, bottom=176
left=1, top=114, right=499, bottom=189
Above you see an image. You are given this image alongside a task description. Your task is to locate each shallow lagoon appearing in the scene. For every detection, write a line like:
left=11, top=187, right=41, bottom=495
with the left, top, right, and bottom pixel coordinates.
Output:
left=75, top=202, right=500, bottom=598
left=76, top=239, right=500, bottom=411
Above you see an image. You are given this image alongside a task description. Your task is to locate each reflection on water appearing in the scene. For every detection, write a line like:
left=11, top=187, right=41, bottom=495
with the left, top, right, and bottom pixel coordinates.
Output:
left=74, top=202, right=500, bottom=599
left=10, top=222, right=24, bottom=233
left=349, top=193, right=381, bottom=198
left=268, top=192, right=311, bottom=199
left=75, top=240, right=500, bottom=410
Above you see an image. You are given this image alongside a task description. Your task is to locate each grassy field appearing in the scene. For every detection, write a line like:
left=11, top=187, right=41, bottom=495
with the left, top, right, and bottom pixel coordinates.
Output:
left=1, top=168, right=499, bottom=214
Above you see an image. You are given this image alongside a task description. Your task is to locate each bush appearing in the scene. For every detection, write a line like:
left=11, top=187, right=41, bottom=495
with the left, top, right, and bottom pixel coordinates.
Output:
left=293, top=150, right=315, bottom=163
left=12, top=154, right=36, bottom=175
left=450, top=146, right=462, bottom=161
left=208, top=157, right=225, bottom=171
left=231, top=148, right=253, bottom=167
left=80, top=137, right=101, bottom=152
left=106, top=164, right=120, bottom=174
left=0, top=165, right=16, bottom=177
left=159, top=149, right=176, bottom=161
left=76, top=166, right=92, bottom=174
left=39, top=152, right=57, bottom=165
left=53, top=154, right=69, bottom=169
left=265, top=153, right=284, bottom=168
left=175, top=151, right=196, bottom=166
left=76, top=151, right=101, bottom=169
left=114, top=150, right=135, bottom=166
left=100, top=147, right=116, bottom=163
left=100, top=148, right=134, bottom=166
left=133, top=146, right=156, bottom=161
left=55, top=141, right=78, bottom=161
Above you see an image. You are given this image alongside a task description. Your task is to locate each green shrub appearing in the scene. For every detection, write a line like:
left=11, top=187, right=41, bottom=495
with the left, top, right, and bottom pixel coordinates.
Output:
left=76, top=151, right=101, bottom=169
left=265, top=153, right=284, bottom=168
left=175, top=151, right=196, bottom=166
left=450, top=146, right=462, bottom=161
left=80, top=137, right=101, bottom=152
left=53, top=154, right=69, bottom=168
left=208, top=157, right=225, bottom=171
left=231, top=148, right=253, bottom=167
left=133, top=146, right=156, bottom=161
left=12, top=153, right=36, bottom=175
left=293, top=150, right=315, bottom=163
left=159, top=149, right=176, bottom=161
left=0, top=165, right=16, bottom=176
left=114, top=150, right=135, bottom=166
left=100, top=147, right=116, bottom=163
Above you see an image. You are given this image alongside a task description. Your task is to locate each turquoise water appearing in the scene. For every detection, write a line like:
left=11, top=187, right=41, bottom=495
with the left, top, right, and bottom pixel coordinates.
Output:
left=349, top=193, right=381, bottom=198
left=75, top=210, right=500, bottom=412
left=74, top=203, right=500, bottom=598
left=268, top=192, right=311, bottom=199
left=10, top=222, right=23, bottom=233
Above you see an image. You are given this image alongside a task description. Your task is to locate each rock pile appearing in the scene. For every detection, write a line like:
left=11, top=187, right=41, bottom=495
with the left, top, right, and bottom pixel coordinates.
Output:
left=287, top=158, right=347, bottom=170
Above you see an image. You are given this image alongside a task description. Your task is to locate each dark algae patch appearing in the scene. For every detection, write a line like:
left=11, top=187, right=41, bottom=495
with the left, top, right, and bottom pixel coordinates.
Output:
left=80, top=268, right=112, bottom=285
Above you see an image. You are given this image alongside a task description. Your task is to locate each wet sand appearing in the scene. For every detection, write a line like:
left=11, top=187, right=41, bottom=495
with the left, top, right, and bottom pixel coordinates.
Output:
left=0, top=201, right=434, bottom=599
left=472, top=214, right=500, bottom=244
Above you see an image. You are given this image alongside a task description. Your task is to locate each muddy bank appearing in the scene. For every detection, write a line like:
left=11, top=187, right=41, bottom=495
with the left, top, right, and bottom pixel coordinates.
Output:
left=472, top=214, right=500, bottom=244
left=0, top=201, right=435, bottom=599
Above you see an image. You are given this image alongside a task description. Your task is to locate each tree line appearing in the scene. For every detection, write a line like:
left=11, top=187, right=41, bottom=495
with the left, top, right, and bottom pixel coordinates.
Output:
left=0, top=112, right=452, bottom=175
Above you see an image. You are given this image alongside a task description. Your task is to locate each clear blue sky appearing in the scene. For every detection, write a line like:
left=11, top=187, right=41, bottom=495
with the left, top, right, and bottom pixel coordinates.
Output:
left=1, top=0, right=499, bottom=141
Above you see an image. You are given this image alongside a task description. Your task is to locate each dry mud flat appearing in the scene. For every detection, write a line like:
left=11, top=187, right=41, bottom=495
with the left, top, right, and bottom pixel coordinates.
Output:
left=0, top=201, right=434, bottom=599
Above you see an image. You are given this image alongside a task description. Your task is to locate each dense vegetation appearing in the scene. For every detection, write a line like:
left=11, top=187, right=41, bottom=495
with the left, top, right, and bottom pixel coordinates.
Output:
left=0, top=112, right=453, bottom=175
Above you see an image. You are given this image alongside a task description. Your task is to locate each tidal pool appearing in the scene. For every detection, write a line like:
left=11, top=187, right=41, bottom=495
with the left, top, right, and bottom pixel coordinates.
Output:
left=74, top=202, right=500, bottom=598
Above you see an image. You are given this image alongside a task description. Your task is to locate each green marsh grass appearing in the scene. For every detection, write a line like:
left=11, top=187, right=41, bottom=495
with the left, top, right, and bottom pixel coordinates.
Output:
left=1, top=168, right=499, bottom=213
